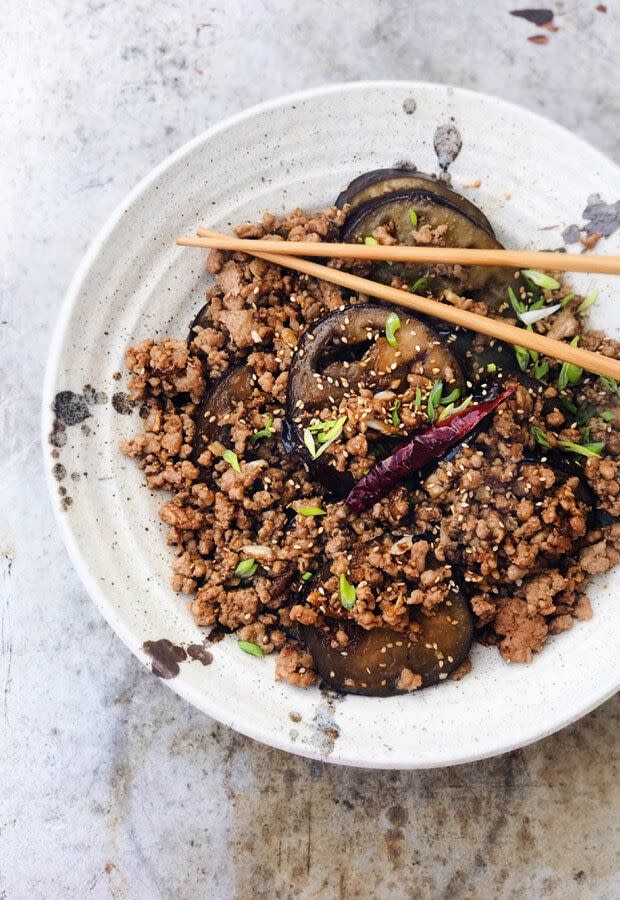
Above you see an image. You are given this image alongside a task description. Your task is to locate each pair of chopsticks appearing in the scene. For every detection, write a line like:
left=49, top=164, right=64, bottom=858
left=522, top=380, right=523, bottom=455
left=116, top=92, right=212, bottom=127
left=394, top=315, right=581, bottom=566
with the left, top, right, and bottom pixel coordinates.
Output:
left=176, top=229, right=620, bottom=381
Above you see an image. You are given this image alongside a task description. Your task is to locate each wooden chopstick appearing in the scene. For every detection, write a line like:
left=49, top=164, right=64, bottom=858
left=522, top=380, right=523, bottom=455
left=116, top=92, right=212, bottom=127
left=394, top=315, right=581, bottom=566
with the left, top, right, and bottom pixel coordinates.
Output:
left=176, top=232, right=620, bottom=276
left=178, top=228, right=620, bottom=381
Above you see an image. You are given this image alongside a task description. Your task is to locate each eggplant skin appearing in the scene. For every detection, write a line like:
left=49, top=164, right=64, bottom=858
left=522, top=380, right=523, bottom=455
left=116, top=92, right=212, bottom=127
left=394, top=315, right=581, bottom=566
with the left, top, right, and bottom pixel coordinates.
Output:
left=335, top=167, right=495, bottom=235
left=187, top=302, right=211, bottom=344
left=191, top=365, right=255, bottom=464
left=340, top=188, right=516, bottom=305
left=299, top=584, right=473, bottom=697
left=285, top=303, right=464, bottom=493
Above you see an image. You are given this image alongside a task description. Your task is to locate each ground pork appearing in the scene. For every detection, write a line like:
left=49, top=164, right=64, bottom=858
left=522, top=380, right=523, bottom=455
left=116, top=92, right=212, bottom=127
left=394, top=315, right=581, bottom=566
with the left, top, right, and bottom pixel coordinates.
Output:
left=120, top=202, right=620, bottom=688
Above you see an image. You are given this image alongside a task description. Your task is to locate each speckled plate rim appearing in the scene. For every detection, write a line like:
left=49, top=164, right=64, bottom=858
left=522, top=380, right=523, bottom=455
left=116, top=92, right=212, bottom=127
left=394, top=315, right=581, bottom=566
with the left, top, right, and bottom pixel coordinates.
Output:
left=42, top=80, right=619, bottom=769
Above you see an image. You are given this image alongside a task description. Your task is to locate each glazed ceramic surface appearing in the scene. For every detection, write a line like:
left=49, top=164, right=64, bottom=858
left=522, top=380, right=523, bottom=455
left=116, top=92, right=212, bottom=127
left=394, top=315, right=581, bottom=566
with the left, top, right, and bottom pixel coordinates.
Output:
left=42, top=82, right=620, bottom=768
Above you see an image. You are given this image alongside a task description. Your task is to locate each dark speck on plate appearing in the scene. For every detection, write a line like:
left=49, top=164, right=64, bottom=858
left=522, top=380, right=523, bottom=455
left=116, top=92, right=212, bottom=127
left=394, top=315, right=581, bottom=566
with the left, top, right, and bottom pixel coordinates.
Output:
left=510, top=8, right=554, bottom=26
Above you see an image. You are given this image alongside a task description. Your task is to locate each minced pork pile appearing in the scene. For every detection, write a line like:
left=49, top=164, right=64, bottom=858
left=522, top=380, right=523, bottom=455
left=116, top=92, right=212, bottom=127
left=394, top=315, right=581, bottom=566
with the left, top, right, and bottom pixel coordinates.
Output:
left=121, top=205, right=620, bottom=688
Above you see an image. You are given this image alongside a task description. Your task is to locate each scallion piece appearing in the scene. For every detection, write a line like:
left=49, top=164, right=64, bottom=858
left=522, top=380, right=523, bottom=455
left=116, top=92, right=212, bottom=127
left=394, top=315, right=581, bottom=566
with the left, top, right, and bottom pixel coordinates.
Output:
left=426, top=379, right=443, bottom=423
left=364, top=235, right=378, bottom=246
left=390, top=399, right=401, bottom=427
left=508, top=286, right=526, bottom=316
left=533, top=360, right=549, bottom=381
left=339, top=573, right=357, bottom=610
left=414, top=386, right=422, bottom=411
left=557, top=336, right=582, bottom=390
left=234, top=558, right=258, bottom=579
left=599, top=376, right=620, bottom=396
left=296, top=506, right=326, bottom=517
left=409, top=208, right=418, bottom=227
left=385, top=312, right=401, bottom=348
left=521, top=269, right=560, bottom=291
left=249, top=415, right=275, bottom=444
left=301, top=571, right=313, bottom=581
left=514, top=344, right=530, bottom=372
left=437, top=395, right=473, bottom=423
left=238, top=640, right=264, bottom=658
left=531, top=426, right=551, bottom=448
left=222, top=449, right=241, bottom=472
left=557, top=440, right=605, bottom=459
left=601, top=411, right=615, bottom=423
left=577, top=288, right=598, bottom=314
left=411, top=275, right=429, bottom=292
left=560, top=292, right=574, bottom=308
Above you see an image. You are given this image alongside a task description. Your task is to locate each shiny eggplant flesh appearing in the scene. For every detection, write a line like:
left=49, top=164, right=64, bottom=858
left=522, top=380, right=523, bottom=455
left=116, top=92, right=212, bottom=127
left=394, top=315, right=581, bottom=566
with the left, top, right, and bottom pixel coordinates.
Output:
left=191, top=365, right=255, bottom=464
left=285, top=304, right=463, bottom=488
left=340, top=189, right=516, bottom=309
left=299, top=583, right=473, bottom=696
left=335, top=167, right=494, bottom=234
left=432, top=323, right=521, bottom=383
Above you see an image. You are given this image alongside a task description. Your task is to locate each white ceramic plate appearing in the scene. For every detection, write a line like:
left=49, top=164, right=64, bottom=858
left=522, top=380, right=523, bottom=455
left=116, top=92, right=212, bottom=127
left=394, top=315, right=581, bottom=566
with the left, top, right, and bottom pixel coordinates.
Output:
left=43, top=82, right=620, bottom=768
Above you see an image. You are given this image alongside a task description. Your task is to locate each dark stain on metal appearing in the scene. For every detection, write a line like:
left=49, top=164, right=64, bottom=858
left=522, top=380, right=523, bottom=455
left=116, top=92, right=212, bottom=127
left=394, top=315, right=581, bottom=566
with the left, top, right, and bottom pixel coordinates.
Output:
left=52, top=463, right=66, bottom=482
left=433, top=120, right=462, bottom=172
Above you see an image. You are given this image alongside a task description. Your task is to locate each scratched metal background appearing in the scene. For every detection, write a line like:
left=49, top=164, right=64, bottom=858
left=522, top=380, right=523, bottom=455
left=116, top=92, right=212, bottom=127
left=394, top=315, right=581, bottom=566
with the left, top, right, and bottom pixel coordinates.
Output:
left=2, top=1, right=619, bottom=897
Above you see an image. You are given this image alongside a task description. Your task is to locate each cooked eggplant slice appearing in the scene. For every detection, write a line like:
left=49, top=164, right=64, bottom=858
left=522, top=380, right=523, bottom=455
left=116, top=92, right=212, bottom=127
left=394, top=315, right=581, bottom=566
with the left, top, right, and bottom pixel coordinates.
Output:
left=299, top=583, right=473, bottom=696
left=336, top=167, right=494, bottom=234
left=285, top=304, right=463, bottom=489
left=191, top=365, right=255, bottom=463
left=187, top=302, right=211, bottom=344
left=341, top=189, right=516, bottom=310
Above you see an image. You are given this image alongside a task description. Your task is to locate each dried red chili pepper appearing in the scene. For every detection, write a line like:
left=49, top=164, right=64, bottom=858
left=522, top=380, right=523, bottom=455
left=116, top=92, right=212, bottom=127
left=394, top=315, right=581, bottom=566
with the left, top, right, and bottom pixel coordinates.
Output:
left=345, top=382, right=517, bottom=513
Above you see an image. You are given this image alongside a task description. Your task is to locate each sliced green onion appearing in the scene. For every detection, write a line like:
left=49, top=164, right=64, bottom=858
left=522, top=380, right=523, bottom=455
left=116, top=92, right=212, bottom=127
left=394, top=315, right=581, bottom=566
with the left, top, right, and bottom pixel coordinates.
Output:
left=238, top=640, right=264, bottom=658
left=301, top=571, right=313, bottom=581
left=303, top=428, right=317, bottom=457
left=557, top=440, right=605, bottom=459
left=339, top=573, right=357, bottom=610
left=486, top=362, right=497, bottom=373
left=518, top=303, right=561, bottom=326
left=560, top=396, right=578, bottom=415
left=601, top=411, right=615, bottom=422
left=533, top=360, right=549, bottom=381
left=557, top=336, right=582, bottom=390
left=234, top=558, right=258, bottom=579
left=249, top=415, right=275, bottom=444
left=437, top=395, right=473, bottom=423
left=409, top=208, right=418, bottom=227
left=426, top=379, right=443, bottom=423
left=531, top=426, right=551, bottom=448
left=440, top=387, right=461, bottom=406
left=514, top=345, right=530, bottom=372
left=508, top=286, right=526, bottom=316
left=364, top=236, right=378, bottom=246
left=599, top=376, right=620, bottom=396
left=411, top=275, right=430, bottom=292
left=414, top=386, right=422, bottom=411
left=222, top=449, right=241, bottom=472
left=560, top=292, right=574, bottom=308
left=390, top=399, right=401, bottom=427
left=521, top=269, right=560, bottom=291
left=577, top=288, right=598, bottom=314
left=385, top=312, right=401, bottom=348
left=581, top=426, right=592, bottom=444
left=297, top=506, right=326, bottom=517
left=313, top=415, right=347, bottom=459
